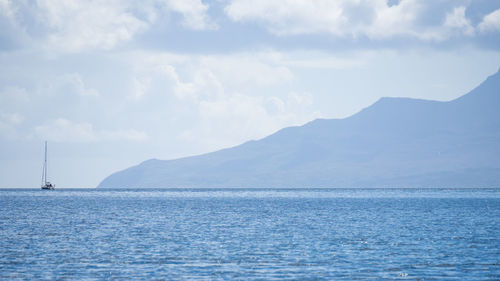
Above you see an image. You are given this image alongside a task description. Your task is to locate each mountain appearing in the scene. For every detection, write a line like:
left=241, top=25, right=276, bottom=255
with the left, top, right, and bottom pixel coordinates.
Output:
left=98, top=69, right=500, bottom=188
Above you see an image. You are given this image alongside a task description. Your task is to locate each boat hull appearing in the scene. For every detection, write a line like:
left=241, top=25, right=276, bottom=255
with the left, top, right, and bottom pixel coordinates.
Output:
left=41, top=184, right=55, bottom=190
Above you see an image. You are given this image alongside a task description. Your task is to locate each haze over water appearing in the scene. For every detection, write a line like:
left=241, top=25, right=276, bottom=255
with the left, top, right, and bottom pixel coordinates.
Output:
left=1, top=188, right=498, bottom=280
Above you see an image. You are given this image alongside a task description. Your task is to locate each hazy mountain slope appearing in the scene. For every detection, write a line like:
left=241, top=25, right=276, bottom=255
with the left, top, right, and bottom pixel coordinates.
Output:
left=98, top=69, right=500, bottom=188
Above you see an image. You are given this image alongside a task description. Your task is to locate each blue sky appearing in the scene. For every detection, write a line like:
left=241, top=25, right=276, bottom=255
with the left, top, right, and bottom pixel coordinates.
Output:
left=1, top=0, right=500, bottom=187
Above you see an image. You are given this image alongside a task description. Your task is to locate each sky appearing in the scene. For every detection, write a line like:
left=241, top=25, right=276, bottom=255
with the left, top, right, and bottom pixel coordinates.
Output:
left=1, top=0, right=500, bottom=188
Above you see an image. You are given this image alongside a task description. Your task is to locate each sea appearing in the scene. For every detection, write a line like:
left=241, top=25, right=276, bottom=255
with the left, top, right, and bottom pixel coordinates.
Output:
left=0, top=188, right=499, bottom=280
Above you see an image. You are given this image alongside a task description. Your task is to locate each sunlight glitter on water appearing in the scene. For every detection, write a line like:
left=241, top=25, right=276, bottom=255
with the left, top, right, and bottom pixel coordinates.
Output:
left=1, top=188, right=499, bottom=280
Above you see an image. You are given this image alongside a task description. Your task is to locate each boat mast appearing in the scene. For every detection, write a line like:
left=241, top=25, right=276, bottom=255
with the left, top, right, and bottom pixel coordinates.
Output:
left=43, top=141, right=48, bottom=185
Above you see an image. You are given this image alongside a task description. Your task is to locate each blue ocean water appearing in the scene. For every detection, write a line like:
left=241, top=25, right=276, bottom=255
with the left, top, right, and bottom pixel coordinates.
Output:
left=0, top=188, right=499, bottom=280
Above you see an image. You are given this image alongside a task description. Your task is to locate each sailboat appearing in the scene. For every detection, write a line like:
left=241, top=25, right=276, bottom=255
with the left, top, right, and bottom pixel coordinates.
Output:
left=41, top=141, right=55, bottom=190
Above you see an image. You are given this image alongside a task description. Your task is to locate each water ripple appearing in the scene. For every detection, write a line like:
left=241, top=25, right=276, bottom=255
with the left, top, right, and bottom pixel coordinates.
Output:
left=0, top=188, right=499, bottom=280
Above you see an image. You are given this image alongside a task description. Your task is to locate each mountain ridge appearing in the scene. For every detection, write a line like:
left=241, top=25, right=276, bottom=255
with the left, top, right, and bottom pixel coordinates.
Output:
left=98, top=69, right=500, bottom=188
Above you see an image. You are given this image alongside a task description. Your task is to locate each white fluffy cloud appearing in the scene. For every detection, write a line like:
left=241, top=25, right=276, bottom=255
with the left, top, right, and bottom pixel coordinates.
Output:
left=163, top=0, right=218, bottom=30
left=126, top=51, right=294, bottom=100
left=37, top=0, right=149, bottom=52
left=224, top=0, right=494, bottom=41
left=158, top=64, right=220, bottom=101
left=119, top=50, right=320, bottom=150
left=444, top=6, right=474, bottom=36
left=479, top=9, right=500, bottom=33
left=151, top=55, right=317, bottom=149
left=225, top=0, right=347, bottom=36
left=224, top=0, right=427, bottom=39
left=362, top=0, right=423, bottom=39
left=0, top=0, right=216, bottom=53
left=1, top=0, right=497, bottom=54
left=35, top=118, right=148, bottom=142
left=180, top=91, right=320, bottom=150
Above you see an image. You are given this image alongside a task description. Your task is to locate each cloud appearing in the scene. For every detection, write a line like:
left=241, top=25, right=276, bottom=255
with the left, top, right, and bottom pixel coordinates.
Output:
left=444, top=6, right=474, bottom=36
left=37, top=0, right=148, bottom=52
left=363, top=0, right=423, bottom=39
left=224, top=0, right=500, bottom=42
left=1, top=0, right=497, bottom=54
left=35, top=118, right=148, bottom=142
left=179, top=91, right=321, bottom=150
left=478, top=9, right=500, bottom=33
left=224, top=0, right=348, bottom=36
left=224, top=0, right=428, bottom=39
left=162, top=0, right=218, bottom=30
left=128, top=51, right=293, bottom=102
left=0, top=0, right=217, bottom=53
left=156, top=64, right=211, bottom=101
left=119, top=50, right=318, bottom=150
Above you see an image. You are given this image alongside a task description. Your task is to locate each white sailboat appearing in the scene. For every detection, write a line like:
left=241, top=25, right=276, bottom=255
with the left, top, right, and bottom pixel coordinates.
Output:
left=41, top=141, right=55, bottom=190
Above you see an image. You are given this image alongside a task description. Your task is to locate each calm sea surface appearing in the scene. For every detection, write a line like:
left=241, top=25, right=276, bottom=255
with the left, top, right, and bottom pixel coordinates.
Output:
left=0, top=188, right=499, bottom=280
